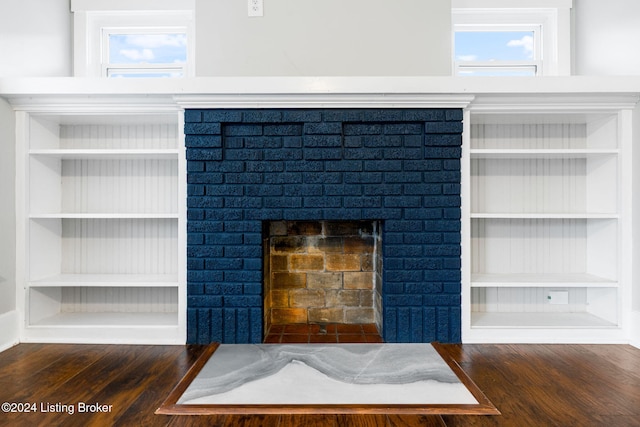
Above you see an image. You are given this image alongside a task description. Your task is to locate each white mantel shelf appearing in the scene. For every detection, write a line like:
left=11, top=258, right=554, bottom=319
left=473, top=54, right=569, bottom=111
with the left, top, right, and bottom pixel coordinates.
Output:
left=1, top=77, right=640, bottom=111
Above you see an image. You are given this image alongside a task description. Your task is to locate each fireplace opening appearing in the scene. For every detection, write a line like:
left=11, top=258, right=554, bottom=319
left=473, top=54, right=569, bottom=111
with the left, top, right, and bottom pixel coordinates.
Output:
left=263, top=220, right=383, bottom=342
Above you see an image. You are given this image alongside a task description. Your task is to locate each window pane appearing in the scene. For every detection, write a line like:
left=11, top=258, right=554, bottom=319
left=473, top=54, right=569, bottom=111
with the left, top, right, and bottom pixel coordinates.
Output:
left=455, top=31, right=535, bottom=62
left=108, top=34, right=187, bottom=65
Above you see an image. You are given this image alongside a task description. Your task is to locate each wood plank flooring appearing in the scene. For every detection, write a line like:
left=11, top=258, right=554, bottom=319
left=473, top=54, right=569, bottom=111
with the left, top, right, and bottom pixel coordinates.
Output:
left=0, top=343, right=638, bottom=426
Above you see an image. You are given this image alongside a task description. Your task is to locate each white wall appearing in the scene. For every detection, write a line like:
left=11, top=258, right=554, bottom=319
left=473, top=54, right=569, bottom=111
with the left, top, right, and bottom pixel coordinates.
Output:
left=195, top=0, right=452, bottom=76
left=573, top=0, right=640, bottom=76
left=0, top=97, right=16, bottom=316
left=0, top=0, right=72, bottom=77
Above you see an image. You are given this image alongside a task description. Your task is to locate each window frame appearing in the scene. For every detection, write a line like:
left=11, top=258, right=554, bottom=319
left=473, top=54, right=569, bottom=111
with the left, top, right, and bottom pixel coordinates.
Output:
left=452, top=1, right=572, bottom=76
left=71, top=0, right=195, bottom=78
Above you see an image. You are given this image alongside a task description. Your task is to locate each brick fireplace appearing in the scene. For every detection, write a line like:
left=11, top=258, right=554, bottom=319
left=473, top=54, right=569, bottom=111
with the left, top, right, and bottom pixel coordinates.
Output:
left=185, top=108, right=462, bottom=344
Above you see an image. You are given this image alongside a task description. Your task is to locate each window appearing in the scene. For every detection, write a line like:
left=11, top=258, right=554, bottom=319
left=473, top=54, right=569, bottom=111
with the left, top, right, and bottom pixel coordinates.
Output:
left=71, top=0, right=195, bottom=78
left=452, top=1, right=572, bottom=76
left=455, top=29, right=541, bottom=76
left=104, top=30, right=188, bottom=78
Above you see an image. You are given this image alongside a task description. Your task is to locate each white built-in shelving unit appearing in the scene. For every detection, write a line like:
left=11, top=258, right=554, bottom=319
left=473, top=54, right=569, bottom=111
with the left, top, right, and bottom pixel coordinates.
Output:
left=17, top=109, right=186, bottom=344
left=463, top=101, right=634, bottom=343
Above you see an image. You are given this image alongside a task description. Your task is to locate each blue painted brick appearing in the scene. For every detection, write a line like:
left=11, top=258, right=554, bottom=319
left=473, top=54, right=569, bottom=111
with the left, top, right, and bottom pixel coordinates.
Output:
left=304, top=148, right=343, bottom=160
left=345, top=172, right=383, bottom=184
left=385, top=270, right=422, bottom=282
left=187, top=161, right=205, bottom=172
left=323, top=208, right=363, bottom=220
left=188, top=295, right=223, bottom=308
left=324, top=184, right=363, bottom=196
left=325, top=160, right=364, bottom=171
left=344, top=196, right=382, bottom=208
left=343, top=148, right=383, bottom=160
left=383, top=148, right=422, bottom=159
left=209, top=309, right=223, bottom=342
left=404, top=209, right=443, bottom=220
left=283, top=136, right=303, bottom=148
left=264, top=148, right=302, bottom=161
left=187, top=233, right=204, bottom=245
left=243, top=283, right=262, bottom=294
left=282, top=110, right=322, bottom=122
left=424, top=121, right=463, bottom=134
left=224, top=245, right=262, bottom=258
left=385, top=244, right=422, bottom=257
left=242, top=110, right=283, bottom=123
left=185, top=123, right=221, bottom=135
left=235, top=309, right=250, bottom=343
left=364, top=160, right=402, bottom=172
left=283, top=184, right=323, bottom=197
left=386, top=295, right=423, bottom=307
left=396, top=308, right=412, bottom=342
left=303, top=172, right=342, bottom=184
left=383, top=196, right=422, bottom=208
left=304, top=135, right=342, bottom=147
left=207, top=161, right=245, bottom=173
left=423, top=196, right=461, bottom=208
left=384, top=123, right=422, bottom=135
left=304, top=122, right=342, bottom=134
left=223, top=295, right=262, bottom=307
left=264, top=124, right=303, bottom=136
left=404, top=233, right=442, bottom=244
left=224, top=124, right=263, bottom=136
left=423, top=307, right=437, bottom=342
left=343, top=124, right=383, bottom=135
left=362, top=208, right=402, bottom=219
left=244, top=137, right=281, bottom=149
left=403, top=110, right=445, bottom=121
left=187, top=148, right=222, bottom=161
left=185, top=134, right=222, bottom=148
left=264, top=197, right=302, bottom=208
left=246, top=185, right=282, bottom=197
left=425, top=134, right=463, bottom=147
left=245, top=208, right=283, bottom=220
left=202, top=110, right=243, bottom=122
left=185, top=110, right=203, bottom=123
left=384, top=220, right=422, bottom=232
left=404, top=184, right=442, bottom=195
left=284, top=161, right=323, bottom=172
left=223, top=309, right=237, bottom=343
left=384, top=308, right=398, bottom=342
left=304, top=197, right=342, bottom=208
left=204, top=209, right=242, bottom=221
left=383, top=172, right=422, bottom=183
left=363, top=135, right=403, bottom=147
left=424, top=147, right=462, bottom=158
left=424, top=220, right=460, bottom=232
left=362, top=184, right=402, bottom=196
left=403, top=160, right=442, bottom=171
left=188, top=173, right=223, bottom=184
left=445, top=109, right=464, bottom=121
left=188, top=258, right=204, bottom=270
left=205, top=258, right=242, bottom=270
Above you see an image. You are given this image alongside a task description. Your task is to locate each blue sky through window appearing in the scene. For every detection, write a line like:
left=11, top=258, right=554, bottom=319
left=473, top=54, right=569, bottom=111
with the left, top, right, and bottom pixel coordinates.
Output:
left=108, top=34, right=187, bottom=65
left=455, top=31, right=534, bottom=62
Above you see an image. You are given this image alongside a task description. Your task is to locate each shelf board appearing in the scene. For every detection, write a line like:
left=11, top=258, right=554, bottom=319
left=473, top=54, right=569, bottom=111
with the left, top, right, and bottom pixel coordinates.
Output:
left=471, top=273, right=617, bottom=288
left=29, top=274, right=179, bottom=287
left=470, top=213, right=619, bottom=219
left=30, top=213, right=179, bottom=219
left=29, top=312, right=178, bottom=327
left=29, top=149, right=179, bottom=160
left=470, top=312, right=618, bottom=329
left=469, top=149, right=619, bottom=159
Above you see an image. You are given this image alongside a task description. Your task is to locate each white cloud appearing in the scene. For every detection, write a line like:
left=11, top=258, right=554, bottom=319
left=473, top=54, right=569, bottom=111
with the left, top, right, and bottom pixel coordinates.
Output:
left=456, top=54, right=478, bottom=61
left=507, top=35, right=534, bottom=59
left=119, top=48, right=155, bottom=61
left=125, top=34, right=187, bottom=49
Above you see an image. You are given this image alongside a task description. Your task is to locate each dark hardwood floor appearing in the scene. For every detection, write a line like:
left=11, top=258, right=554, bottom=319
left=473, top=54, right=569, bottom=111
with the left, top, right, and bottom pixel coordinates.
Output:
left=0, top=343, right=639, bottom=426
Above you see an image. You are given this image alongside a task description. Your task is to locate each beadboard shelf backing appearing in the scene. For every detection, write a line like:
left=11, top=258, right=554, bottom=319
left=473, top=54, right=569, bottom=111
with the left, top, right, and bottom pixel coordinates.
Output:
left=465, top=109, right=627, bottom=340
left=18, top=111, right=186, bottom=344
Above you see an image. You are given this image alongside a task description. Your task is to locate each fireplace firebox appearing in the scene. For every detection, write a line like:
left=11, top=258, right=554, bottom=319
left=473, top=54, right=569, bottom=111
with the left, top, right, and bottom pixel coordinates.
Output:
left=263, top=220, right=383, bottom=340
left=185, top=108, right=463, bottom=344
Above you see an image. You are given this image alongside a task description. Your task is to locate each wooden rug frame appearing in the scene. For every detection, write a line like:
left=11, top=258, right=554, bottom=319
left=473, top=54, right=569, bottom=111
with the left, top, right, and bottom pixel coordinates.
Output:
left=156, top=342, right=499, bottom=415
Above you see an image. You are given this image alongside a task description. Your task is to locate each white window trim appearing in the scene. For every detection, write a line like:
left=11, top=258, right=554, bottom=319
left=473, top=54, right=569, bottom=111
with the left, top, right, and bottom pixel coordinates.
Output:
left=71, top=0, right=195, bottom=78
left=452, top=1, right=572, bottom=76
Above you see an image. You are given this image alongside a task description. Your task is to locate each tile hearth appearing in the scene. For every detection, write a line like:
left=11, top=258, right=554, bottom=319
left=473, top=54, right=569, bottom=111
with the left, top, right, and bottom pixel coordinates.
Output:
left=264, top=323, right=383, bottom=344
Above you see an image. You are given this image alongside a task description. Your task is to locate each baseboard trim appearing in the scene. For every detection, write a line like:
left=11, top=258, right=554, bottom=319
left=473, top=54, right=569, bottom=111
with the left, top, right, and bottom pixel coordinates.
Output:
left=0, top=310, right=19, bottom=352
left=631, top=310, right=640, bottom=349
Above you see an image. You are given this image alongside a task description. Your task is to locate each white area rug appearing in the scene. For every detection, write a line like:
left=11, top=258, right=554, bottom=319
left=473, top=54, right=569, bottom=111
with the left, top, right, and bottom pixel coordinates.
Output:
left=157, top=343, right=499, bottom=415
